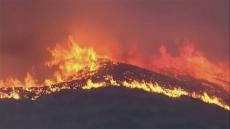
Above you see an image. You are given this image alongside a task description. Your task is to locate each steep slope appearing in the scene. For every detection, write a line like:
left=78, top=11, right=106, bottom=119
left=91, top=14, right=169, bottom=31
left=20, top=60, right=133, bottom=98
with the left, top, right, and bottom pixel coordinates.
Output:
left=0, top=87, right=228, bottom=129
left=0, top=62, right=229, bottom=110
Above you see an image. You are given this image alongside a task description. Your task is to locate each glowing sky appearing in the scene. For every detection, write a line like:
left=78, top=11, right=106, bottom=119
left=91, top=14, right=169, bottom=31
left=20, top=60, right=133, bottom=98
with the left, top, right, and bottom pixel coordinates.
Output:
left=0, top=0, right=229, bottom=79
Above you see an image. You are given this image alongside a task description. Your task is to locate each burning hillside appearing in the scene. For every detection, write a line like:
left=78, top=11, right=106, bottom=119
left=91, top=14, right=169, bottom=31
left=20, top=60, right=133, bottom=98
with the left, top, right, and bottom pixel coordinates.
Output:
left=0, top=36, right=229, bottom=111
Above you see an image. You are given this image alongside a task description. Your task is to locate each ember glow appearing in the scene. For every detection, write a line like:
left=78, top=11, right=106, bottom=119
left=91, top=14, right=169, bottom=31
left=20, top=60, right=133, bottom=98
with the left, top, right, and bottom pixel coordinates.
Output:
left=151, top=43, right=230, bottom=92
left=44, top=36, right=99, bottom=85
left=0, top=37, right=229, bottom=111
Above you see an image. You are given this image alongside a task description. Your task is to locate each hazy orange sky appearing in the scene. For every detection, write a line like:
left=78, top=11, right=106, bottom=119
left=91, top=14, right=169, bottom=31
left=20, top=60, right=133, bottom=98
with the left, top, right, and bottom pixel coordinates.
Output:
left=0, top=0, right=229, bottom=79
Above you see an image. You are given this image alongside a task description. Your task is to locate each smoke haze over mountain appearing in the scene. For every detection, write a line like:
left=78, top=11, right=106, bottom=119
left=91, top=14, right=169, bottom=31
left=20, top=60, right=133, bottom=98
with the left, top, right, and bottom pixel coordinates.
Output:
left=0, top=0, right=229, bottom=79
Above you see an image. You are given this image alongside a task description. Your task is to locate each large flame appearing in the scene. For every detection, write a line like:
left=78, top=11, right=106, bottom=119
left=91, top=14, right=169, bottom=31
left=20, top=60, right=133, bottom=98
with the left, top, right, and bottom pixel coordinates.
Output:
left=151, top=42, right=229, bottom=92
left=114, top=42, right=229, bottom=92
left=0, top=36, right=229, bottom=111
left=44, top=36, right=99, bottom=85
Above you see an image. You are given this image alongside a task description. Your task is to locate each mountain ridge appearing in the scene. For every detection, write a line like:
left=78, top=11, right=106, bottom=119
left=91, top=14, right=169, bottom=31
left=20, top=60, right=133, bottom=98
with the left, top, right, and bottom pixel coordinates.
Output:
left=0, top=86, right=229, bottom=129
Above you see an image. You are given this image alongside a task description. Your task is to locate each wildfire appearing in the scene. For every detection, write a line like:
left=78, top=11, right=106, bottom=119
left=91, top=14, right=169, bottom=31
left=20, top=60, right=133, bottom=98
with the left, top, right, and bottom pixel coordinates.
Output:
left=43, top=36, right=100, bottom=85
left=0, top=73, right=37, bottom=88
left=0, top=36, right=229, bottom=111
left=151, top=42, right=230, bottom=92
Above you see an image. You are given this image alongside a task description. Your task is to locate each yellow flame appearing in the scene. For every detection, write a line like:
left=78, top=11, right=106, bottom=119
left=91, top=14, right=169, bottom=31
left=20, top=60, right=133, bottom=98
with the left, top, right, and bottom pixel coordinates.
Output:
left=45, top=36, right=98, bottom=82
left=0, top=89, right=20, bottom=100
left=0, top=73, right=37, bottom=87
left=82, top=79, right=106, bottom=90
left=80, top=79, right=230, bottom=111
left=0, top=37, right=229, bottom=111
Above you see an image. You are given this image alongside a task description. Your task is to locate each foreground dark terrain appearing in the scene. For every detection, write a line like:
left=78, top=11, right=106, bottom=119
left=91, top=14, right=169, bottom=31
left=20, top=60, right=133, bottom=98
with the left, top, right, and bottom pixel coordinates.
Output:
left=0, top=86, right=229, bottom=129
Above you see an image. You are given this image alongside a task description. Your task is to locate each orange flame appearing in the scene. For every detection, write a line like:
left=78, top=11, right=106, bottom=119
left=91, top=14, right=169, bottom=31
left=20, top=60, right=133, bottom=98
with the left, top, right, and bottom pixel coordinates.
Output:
left=151, top=42, right=229, bottom=92
left=0, top=37, right=229, bottom=111
left=43, top=36, right=99, bottom=85
left=46, top=36, right=98, bottom=76
left=0, top=73, right=38, bottom=88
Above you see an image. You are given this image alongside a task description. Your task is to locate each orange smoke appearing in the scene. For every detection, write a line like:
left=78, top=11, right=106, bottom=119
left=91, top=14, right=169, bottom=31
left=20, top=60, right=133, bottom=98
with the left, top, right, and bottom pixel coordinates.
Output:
left=109, top=40, right=229, bottom=92
left=151, top=42, right=229, bottom=92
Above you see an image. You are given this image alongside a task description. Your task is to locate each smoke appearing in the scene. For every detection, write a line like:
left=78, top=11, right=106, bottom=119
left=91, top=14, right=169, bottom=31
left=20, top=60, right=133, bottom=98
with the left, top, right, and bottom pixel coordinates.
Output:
left=0, top=0, right=229, bottom=79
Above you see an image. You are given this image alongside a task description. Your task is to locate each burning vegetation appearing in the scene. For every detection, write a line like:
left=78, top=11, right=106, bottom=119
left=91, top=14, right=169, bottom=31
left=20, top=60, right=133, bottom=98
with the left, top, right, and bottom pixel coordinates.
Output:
left=0, top=36, right=229, bottom=111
